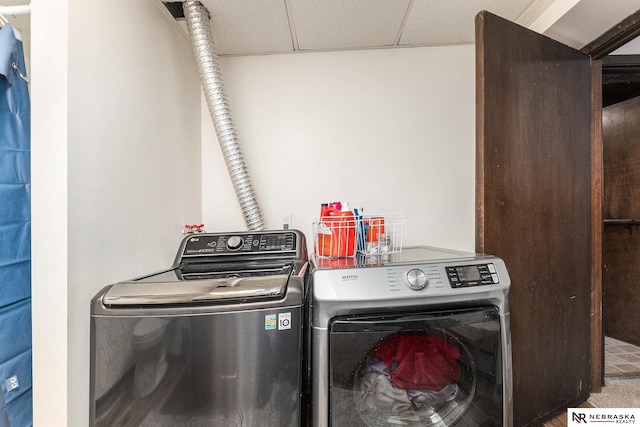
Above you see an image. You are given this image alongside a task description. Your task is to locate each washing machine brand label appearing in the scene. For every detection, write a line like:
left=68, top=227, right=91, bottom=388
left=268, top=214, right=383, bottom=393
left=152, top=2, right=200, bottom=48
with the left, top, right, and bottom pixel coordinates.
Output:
left=265, top=314, right=277, bottom=330
left=278, top=313, right=291, bottom=330
left=341, top=274, right=359, bottom=281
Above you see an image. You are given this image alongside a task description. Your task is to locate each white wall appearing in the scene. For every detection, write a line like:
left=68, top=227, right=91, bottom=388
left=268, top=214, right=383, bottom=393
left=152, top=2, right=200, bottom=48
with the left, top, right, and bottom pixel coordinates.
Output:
left=203, top=45, right=477, bottom=252
left=31, top=0, right=69, bottom=425
left=32, top=1, right=474, bottom=424
left=31, top=0, right=202, bottom=425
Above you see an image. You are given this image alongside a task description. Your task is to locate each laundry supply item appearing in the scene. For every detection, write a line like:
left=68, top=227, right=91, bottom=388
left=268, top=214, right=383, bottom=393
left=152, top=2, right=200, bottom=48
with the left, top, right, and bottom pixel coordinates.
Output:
left=366, top=217, right=385, bottom=244
left=367, top=333, right=461, bottom=391
left=315, top=202, right=357, bottom=258
left=339, top=203, right=357, bottom=257
left=317, top=204, right=332, bottom=257
left=314, top=207, right=405, bottom=258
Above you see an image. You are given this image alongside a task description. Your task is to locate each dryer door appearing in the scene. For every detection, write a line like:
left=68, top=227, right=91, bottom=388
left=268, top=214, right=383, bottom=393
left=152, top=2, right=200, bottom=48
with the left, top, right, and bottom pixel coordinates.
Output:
left=328, top=306, right=505, bottom=427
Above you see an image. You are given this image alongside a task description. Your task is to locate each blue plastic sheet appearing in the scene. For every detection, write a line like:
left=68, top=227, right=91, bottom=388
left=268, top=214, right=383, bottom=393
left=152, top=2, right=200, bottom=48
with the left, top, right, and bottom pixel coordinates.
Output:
left=0, top=391, right=10, bottom=427
left=0, top=301, right=30, bottom=363
left=0, top=22, right=32, bottom=427
left=0, top=350, right=31, bottom=426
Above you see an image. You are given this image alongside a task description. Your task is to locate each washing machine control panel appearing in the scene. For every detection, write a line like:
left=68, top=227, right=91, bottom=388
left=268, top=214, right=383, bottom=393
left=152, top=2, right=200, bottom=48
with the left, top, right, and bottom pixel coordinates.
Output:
left=181, top=231, right=298, bottom=256
left=445, top=263, right=499, bottom=288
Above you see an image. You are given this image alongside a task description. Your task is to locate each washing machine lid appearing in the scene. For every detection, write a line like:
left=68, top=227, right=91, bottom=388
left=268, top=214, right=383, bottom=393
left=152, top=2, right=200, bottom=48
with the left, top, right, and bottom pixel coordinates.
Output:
left=102, top=271, right=290, bottom=306
left=101, top=230, right=307, bottom=307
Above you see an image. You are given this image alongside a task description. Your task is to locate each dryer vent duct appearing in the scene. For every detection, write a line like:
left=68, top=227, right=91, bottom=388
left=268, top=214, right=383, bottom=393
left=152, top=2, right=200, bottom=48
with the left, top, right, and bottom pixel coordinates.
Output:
left=183, top=1, right=266, bottom=231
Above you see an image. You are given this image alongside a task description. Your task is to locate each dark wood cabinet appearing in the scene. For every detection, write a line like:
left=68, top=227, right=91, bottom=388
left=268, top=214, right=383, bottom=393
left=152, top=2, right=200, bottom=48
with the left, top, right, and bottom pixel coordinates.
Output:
left=475, top=11, right=593, bottom=426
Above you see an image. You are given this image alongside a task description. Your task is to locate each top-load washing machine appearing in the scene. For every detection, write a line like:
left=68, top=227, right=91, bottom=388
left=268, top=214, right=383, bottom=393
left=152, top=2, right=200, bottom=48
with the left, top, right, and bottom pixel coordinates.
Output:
left=90, top=230, right=307, bottom=427
left=307, top=246, right=512, bottom=427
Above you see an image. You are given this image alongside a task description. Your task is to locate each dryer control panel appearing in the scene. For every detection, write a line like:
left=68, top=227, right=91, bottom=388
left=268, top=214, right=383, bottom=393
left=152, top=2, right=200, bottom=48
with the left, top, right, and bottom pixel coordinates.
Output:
left=445, top=263, right=499, bottom=288
left=311, top=246, right=510, bottom=304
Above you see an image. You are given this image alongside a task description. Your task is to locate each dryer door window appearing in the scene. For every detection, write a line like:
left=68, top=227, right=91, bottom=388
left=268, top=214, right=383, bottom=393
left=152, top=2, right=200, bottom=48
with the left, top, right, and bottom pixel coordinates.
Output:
left=329, top=306, right=503, bottom=427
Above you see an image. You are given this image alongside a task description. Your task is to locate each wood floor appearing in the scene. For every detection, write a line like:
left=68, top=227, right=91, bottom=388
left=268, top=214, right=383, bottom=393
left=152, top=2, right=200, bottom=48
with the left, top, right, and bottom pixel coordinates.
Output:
left=542, top=401, right=597, bottom=427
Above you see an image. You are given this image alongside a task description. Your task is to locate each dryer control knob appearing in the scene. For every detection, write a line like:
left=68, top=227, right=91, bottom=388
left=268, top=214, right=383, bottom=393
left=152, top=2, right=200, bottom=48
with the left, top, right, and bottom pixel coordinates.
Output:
left=405, top=269, right=428, bottom=290
left=226, top=235, right=244, bottom=250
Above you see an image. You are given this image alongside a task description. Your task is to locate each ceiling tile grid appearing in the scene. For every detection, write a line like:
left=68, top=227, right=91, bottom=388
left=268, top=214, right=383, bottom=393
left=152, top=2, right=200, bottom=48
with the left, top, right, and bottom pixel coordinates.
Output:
left=196, top=0, right=549, bottom=55
left=165, top=0, right=640, bottom=56
left=288, top=0, right=411, bottom=51
left=400, top=0, right=537, bottom=46
left=201, top=0, right=293, bottom=55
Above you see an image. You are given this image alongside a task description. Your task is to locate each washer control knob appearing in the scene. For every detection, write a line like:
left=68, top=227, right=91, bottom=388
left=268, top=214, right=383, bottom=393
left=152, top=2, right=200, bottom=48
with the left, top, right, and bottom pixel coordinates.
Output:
left=405, top=269, right=428, bottom=290
left=226, top=235, right=244, bottom=250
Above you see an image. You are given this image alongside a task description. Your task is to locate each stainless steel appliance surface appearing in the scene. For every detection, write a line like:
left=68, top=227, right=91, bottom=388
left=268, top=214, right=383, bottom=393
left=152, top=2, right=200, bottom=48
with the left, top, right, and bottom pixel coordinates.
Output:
left=90, top=230, right=307, bottom=427
left=308, top=246, right=512, bottom=427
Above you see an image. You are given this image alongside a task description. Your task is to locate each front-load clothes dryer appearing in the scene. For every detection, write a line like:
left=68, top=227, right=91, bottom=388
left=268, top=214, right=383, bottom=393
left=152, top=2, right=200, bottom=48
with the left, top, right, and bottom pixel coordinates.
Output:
left=90, top=230, right=307, bottom=427
left=307, top=246, right=512, bottom=427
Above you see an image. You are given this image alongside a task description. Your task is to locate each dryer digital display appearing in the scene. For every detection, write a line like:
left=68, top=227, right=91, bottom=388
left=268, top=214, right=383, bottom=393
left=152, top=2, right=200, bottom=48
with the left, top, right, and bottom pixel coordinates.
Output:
left=446, top=263, right=500, bottom=288
left=455, top=265, right=482, bottom=281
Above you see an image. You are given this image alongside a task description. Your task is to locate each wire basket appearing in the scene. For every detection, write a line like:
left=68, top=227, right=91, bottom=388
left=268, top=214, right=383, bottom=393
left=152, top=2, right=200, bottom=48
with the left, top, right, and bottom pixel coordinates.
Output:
left=313, top=213, right=406, bottom=259
left=357, top=213, right=406, bottom=255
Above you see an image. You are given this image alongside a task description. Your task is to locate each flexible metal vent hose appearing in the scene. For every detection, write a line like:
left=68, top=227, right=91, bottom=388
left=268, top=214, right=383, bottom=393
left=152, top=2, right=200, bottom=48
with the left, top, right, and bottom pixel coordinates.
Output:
left=183, top=1, right=266, bottom=231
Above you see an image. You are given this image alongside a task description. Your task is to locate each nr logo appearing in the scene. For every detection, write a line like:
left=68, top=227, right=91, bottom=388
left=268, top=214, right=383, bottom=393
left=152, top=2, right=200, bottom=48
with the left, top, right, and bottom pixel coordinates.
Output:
left=572, top=412, right=587, bottom=423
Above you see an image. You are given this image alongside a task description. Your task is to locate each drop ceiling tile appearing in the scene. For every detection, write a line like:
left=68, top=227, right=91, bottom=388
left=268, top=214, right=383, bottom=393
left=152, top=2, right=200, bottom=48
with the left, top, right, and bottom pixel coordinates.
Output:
left=542, top=0, right=640, bottom=50
left=399, top=0, right=534, bottom=46
left=199, top=0, right=294, bottom=55
left=289, top=0, right=411, bottom=51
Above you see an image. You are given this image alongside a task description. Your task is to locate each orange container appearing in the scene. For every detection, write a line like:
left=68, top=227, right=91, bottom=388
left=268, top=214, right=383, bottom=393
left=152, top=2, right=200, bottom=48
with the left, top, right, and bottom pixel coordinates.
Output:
left=366, top=217, right=385, bottom=243
left=317, top=224, right=333, bottom=257
left=316, top=205, right=357, bottom=258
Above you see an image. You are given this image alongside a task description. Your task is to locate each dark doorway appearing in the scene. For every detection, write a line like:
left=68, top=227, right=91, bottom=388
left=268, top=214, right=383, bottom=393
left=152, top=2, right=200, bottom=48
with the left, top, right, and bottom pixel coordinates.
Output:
left=601, top=52, right=640, bottom=390
left=602, top=54, right=640, bottom=107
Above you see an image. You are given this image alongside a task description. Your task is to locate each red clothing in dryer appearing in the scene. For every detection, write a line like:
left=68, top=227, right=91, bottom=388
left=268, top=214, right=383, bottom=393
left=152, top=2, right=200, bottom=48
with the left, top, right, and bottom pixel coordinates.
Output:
left=367, top=333, right=461, bottom=391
